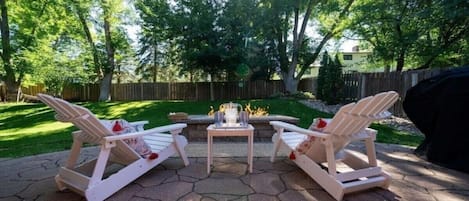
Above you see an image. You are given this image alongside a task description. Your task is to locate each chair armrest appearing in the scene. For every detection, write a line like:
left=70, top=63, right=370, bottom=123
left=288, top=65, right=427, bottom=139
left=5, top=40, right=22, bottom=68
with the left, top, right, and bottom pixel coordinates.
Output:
left=270, top=121, right=329, bottom=139
left=103, top=123, right=187, bottom=142
left=129, top=120, right=149, bottom=126
left=350, top=128, right=377, bottom=141
left=129, top=120, right=149, bottom=131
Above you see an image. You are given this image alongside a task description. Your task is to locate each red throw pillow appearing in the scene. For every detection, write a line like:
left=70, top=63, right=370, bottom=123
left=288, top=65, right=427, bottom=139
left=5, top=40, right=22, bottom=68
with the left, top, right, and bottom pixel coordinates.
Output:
left=295, top=118, right=329, bottom=155
left=308, top=118, right=328, bottom=131
left=104, top=119, right=158, bottom=160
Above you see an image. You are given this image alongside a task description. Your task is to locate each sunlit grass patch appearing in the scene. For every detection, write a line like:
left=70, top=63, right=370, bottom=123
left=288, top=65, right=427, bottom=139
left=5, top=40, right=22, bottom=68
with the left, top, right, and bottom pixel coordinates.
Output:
left=371, top=124, right=424, bottom=147
left=0, top=121, right=72, bottom=140
left=0, top=99, right=423, bottom=158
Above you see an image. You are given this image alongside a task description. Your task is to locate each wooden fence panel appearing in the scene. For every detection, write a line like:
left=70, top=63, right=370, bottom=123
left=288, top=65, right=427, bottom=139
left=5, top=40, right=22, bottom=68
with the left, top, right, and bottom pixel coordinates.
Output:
left=17, top=80, right=287, bottom=102
left=62, top=84, right=83, bottom=100
left=17, top=69, right=447, bottom=117
left=21, top=84, right=44, bottom=95
left=140, top=83, right=154, bottom=100
left=342, top=69, right=444, bottom=117
left=298, top=78, right=316, bottom=94
left=195, top=82, right=210, bottom=100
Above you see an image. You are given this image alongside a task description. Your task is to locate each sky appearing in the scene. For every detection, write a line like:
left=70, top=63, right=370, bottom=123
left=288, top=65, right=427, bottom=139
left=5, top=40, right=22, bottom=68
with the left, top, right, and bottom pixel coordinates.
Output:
left=340, top=40, right=359, bottom=52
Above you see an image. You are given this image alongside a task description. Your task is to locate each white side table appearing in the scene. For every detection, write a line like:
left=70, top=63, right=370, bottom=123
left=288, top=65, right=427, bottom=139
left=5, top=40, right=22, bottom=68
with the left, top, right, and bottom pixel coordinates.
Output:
left=206, top=124, right=255, bottom=174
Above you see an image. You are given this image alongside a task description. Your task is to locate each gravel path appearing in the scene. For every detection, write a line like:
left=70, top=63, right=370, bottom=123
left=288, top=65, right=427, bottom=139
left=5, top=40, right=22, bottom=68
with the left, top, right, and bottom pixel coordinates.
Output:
left=299, top=99, right=423, bottom=135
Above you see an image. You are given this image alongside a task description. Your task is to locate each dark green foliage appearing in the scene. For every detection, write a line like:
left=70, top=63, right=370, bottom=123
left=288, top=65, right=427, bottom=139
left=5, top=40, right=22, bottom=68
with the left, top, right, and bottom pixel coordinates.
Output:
left=316, top=52, right=344, bottom=104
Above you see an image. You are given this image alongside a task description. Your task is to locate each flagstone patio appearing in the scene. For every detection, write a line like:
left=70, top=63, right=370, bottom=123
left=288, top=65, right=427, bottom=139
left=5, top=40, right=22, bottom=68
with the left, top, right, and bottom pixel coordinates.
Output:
left=1, top=142, right=468, bottom=201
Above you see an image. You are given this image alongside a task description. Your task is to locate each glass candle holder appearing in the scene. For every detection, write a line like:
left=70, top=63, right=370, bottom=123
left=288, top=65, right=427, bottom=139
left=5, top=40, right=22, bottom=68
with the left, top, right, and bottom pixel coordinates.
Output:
left=214, top=111, right=224, bottom=127
left=239, top=111, right=249, bottom=127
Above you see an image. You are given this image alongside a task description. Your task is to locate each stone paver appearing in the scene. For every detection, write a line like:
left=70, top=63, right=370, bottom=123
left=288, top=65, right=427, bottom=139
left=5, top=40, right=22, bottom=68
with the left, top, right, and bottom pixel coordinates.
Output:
left=280, top=171, right=321, bottom=190
left=136, top=181, right=193, bottom=200
left=1, top=143, right=469, bottom=201
left=241, top=172, right=285, bottom=195
left=195, top=178, right=254, bottom=195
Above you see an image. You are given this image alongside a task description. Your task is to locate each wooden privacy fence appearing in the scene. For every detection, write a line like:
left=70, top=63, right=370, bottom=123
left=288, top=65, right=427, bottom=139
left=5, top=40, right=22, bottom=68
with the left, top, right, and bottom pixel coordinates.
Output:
left=14, top=69, right=446, bottom=117
left=342, top=69, right=444, bottom=117
left=61, top=80, right=293, bottom=101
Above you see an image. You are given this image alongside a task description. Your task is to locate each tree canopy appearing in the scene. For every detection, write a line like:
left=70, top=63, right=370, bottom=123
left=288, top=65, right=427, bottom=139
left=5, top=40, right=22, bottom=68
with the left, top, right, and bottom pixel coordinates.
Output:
left=349, top=0, right=469, bottom=71
left=1, top=0, right=467, bottom=100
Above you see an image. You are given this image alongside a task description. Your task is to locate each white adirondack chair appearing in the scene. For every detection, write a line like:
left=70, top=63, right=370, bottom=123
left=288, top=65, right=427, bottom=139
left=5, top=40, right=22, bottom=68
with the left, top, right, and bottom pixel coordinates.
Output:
left=37, top=94, right=189, bottom=201
left=270, top=91, right=399, bottom=200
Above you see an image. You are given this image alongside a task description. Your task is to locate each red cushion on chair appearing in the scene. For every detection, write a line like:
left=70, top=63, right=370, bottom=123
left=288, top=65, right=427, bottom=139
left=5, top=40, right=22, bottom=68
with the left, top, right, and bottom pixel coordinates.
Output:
left=295, top=118, right=330, bottom=155
left=105, top=119, right=154, bottom=158
left=112, top=121, right=124, bottom=132
left=148, top=152, right=159, bottom=160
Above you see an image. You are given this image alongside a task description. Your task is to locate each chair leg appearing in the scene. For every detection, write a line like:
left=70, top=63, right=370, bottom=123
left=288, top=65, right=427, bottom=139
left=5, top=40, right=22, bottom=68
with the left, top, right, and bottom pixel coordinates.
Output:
left=364, top=138, right=378, bottom=166
left=171, top=130, right=190, bottom=166
left=173, top=136, right=189, bottom=166
left=325, top=141, right=337, bottom=177
left=271, top=133, right=282, bottom=162
left=55, top=175, right=66, bottom=191
left=65, top=137, right=83, bottom=169
left=89, top=145, right=111, bottom=187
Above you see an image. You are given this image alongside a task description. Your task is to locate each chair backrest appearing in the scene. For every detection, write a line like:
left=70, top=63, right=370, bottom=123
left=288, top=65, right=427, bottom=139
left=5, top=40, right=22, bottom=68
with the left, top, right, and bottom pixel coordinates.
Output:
left=37, top=94, right=118, bottom=142
left=324, top=91, right=398, bottom=136
left=305, top=91, right=399, bottom=161
left=38, top=93, right=141, bottom=162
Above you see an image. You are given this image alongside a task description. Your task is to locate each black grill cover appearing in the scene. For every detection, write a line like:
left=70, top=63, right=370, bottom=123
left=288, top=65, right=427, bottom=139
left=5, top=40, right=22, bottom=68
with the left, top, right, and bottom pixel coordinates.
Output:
left=403, top=67, right=469, bottom=173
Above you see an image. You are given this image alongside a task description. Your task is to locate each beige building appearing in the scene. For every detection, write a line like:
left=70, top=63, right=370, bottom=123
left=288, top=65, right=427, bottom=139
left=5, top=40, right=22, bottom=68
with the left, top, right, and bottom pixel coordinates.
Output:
left=341, top=48, right=371, bottom=71
left=307, top=46, right=372, bottom=76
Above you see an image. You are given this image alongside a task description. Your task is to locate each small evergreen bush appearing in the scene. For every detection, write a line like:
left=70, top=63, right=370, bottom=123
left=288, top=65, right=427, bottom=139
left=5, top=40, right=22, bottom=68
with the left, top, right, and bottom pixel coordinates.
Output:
left=316, top=52, right=344, bottom=104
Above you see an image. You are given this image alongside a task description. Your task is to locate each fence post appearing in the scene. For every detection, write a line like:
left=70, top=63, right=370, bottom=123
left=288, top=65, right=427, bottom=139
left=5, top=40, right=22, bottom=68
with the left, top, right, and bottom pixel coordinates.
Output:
left=210, top=82, right=214, bottom=101
left=360, top=74, right=366, bottom=98
left=195, top=83, right=198, bottom=100
left=411, top=73, right=419, bottom=87
left=168, top=82, right=171, bottom=100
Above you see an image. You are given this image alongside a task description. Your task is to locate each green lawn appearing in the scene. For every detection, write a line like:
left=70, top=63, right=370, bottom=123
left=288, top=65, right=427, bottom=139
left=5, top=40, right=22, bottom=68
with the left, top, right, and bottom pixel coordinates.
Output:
left=0, top=99, right=423, bottom=158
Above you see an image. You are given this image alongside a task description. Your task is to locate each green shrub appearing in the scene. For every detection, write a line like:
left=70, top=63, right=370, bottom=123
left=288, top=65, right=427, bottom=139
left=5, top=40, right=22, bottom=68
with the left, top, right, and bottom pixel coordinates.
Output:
left=268, top=91, right=315, bottom=99
left=316, top=52, right=344, bottom=104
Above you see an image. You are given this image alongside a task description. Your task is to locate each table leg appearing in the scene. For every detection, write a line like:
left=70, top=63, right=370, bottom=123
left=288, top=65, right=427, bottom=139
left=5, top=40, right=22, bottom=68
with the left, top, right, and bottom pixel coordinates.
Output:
left=210, top=136, right=214, bottom=165
left=207, top=134, right=211, bottom=174
left=248, top=132, right=253, bottom=173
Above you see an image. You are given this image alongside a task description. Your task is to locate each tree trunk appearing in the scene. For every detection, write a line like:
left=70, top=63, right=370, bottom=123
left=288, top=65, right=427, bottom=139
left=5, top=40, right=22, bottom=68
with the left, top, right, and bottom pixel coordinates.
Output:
left=152, top=44, right=157, bottom=83
left=283, top=76, right=299, bottom=94
left=0, top=0, right=19, bottom=102
left=75, top=6, right=102, bottom=77
left=99, top=72, right=112, bottom=101
left=396, top=51, right=405, bottom=72
left=209, top=73, right=214, bottom=101
left=384, top=64, right=391, bottom=73
left=282, top=0, right=354, bottom=93
left=418, top=58, right=435, bottom=70
left=99, top=6, right=115, bottom=101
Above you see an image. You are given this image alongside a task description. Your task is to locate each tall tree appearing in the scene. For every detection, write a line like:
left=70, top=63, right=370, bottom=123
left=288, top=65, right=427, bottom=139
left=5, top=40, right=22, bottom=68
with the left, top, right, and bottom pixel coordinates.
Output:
left=99, top=0, right=117, bottom=101
left=352, top=0, right=427, bottom=71
left=135, top=0, right=172, bottom=83
left=68, top=0, right=129, bottom=101
left=113, top=28, right=137, bottom=84
left=218, top=0, right=259, bottom=80
left=173, top=0, right=226, bottom=81
left=0, top=0, right=70, bottom=101
left=69, top=0, right=103, bottom=81
left=0, top=0, right=14, bottom=100
left=414, top=0, right=469, bottom=69
left=259, top=0, right=355, bottom=93
left=350, top=0, right=468, bottom=71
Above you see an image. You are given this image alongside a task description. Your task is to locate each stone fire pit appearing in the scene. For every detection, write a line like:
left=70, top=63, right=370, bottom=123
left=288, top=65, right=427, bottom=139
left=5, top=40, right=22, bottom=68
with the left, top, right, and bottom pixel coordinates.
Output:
left=170, top=115, right=299, bottom=142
